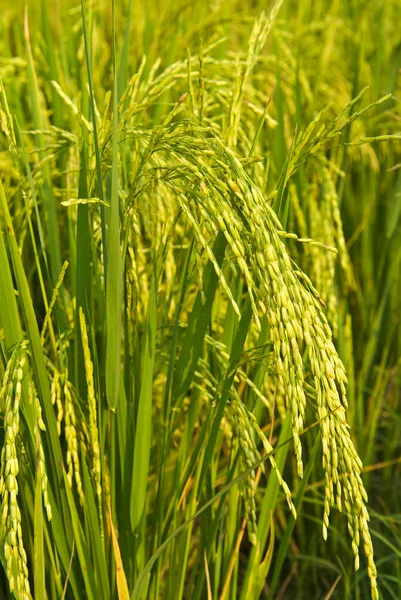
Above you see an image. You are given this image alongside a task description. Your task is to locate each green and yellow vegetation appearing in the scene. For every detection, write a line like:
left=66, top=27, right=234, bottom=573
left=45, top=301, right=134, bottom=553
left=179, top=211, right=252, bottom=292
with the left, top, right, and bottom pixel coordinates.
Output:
left=0, top=0, right=400, bottom=598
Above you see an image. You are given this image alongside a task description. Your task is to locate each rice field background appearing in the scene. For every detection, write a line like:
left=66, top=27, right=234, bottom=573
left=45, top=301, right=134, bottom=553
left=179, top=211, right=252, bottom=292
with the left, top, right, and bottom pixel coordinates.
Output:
left=0, top=0, right=400, bottom=598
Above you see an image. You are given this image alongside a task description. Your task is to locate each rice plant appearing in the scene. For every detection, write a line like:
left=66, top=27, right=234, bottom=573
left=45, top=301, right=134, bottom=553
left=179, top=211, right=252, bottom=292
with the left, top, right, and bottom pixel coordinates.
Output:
left=0, top=0, right=400, bottom=598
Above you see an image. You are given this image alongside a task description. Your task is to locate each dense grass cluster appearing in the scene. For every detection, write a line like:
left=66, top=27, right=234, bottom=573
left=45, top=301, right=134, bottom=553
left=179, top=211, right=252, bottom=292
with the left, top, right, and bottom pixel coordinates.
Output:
left=0, top=0, right=400, bottom=598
